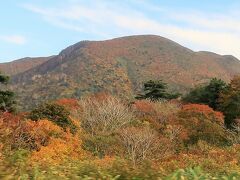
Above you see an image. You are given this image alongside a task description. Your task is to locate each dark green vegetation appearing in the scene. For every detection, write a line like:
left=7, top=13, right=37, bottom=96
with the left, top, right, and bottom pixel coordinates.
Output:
left=218, top=76, right=240, bottom=127
left=184, top=76, right=240, bottom=127
left=0, top=73, right=16, bottom=112
left=136, top=80, right=180, bottom=100
left=29, top=102, right=77, bottom=133
left=183, top=78, right=227, bottom=110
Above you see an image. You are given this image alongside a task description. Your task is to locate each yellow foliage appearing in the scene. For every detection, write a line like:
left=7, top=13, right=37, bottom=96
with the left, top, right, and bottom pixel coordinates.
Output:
left=29, top=131, right=87, bottom=166
left=24, top=119, right=64, bottom=149
left=157, top=143, right=240, bottom=175
left=26, top=119, right=63, bottom=135
left=0, top=143, right=3, bottom=161
left=93, top=156, right=116, bottom=169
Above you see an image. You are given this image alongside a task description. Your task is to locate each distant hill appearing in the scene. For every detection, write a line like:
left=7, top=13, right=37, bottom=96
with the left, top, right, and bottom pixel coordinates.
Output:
left=6, top=35, right=240, bottom=110
left=0, top=57, right=53, bottom=76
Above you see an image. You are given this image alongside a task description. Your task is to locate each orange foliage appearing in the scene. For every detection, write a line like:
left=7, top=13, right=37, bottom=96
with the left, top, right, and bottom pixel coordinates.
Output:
left=0, top=110, right=86, bottom=165
left=133, top=100, right=180, bottom=131
left=56, top=98, right=80, bottom=110
left=30, top=138, right=68, bottom=165
left=30, top=130, right=87, bottom=165
left=157, top=143, right=240, bottom=174
left=93, top=156, right=116, bottom=168
left=0, top=112, right=29, bottom=150
left=0, top=112, right=22, bottom=129
left=87, top=92, right=114, bottom=103
left=24, top=119, right=63, bottom=148
left=175, top=104, right=227, bottom=145
left=229, top=75, right=240, bottom=92
left=133, top=100, right=155, bottom=115
left=181, top=104, right=224, bottom=125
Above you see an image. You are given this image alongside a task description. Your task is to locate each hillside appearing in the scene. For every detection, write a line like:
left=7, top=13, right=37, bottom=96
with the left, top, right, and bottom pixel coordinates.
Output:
left=0, top=56, right=53, bottom=76
left=9, top=35, right=240, bottom=109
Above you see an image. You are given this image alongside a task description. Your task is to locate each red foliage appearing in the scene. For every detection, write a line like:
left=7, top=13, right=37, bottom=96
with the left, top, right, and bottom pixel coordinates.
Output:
left=56, top=98, right=80, bottom=110
left=133, top=100, right=155, bottom=115
left=175, top=104, right=227, bottom=146
left=0, top=112, right=22, bottom=129
left=182, top=104, right=224, bottom=125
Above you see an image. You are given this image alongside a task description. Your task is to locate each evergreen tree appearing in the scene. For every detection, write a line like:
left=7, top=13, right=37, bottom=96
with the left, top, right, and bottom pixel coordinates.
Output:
left=136, top=80, right=180, bottom=101
left=183, top=78, right=227, bottom=110
left=219, top=76, right=240, bottom=127
left=0, top=73, right=16, bottom=112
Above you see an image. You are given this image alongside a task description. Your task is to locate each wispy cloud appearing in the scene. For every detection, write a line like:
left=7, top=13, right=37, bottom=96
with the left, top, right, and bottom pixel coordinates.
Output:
left=22, top=0, right=240, bottom=59
left=0, top=35, right=26, bottom=45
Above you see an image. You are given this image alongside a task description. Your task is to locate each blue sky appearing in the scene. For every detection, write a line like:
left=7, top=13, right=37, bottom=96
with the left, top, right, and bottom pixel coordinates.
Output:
left=1, top=0, right=240, bottom=62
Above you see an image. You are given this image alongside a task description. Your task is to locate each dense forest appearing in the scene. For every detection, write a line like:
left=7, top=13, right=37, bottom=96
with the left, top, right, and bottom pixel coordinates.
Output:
left=1, top=73, right=240, bottom=179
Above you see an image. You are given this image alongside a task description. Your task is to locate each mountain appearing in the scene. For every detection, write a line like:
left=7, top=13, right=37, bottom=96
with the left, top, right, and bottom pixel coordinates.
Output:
left=8, top=35, right=240, bottom=110
left=0, top=56, right=53, bottom=76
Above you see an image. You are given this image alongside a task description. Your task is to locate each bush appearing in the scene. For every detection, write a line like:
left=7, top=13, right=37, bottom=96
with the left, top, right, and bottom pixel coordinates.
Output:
left=177, top=104, right=229, bottom=146
left=82, top=134, right=122, bottom=158
left=28, top=103, right=77, bottom=133
left=119, top=126, right=158, bottom=165
left=29, top=132, right=86, bottom=166
left=133, top=99, right=180, bottom=130
left=79, top=96, right=134, bottom=135
left=166, top=166, right=240, bottom=179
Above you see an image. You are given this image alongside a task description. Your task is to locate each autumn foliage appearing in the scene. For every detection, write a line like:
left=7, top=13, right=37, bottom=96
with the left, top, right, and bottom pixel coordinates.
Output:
left=1, top=92, right=240, bottom=178
left=177, top=104, right=228, bottom=146
left=181, top=104, right=224, bottom=124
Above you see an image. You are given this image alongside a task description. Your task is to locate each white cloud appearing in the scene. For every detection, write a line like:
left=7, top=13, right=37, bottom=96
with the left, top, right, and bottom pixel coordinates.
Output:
left=22, top=1, right=240, bottom=59
left=168, top=12, right=240, bottom=33
left=0, top=35, right=26, bottom=45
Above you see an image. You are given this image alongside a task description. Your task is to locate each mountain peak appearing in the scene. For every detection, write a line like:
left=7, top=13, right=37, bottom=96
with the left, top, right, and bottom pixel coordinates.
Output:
left=4, top=35, right=240, bottom=110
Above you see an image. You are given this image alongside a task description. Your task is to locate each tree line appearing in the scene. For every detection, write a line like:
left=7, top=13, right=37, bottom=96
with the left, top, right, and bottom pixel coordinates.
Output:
left=1, top=71, right=240, bottom=128
left=136, top=77, right=240, bottom=128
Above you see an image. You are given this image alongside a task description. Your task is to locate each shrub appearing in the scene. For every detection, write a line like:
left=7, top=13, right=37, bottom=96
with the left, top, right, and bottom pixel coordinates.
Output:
left=177, top=104, right=228, bottom=146
left=225, top=125, right=240, bottom=145
left=24, top=120, right=64, bottom=149
left=181, top=104, right=224, bottom=125
left=119, top=126, right=158, bottom=166
left=133, top=99, right=180, bottom=130
left=166, top=166, right=240, bottom=179
left=79, top=96, right=134, bottom=135
left=0, top=112, right=34, bottom=151
left=29, top=131, right=87, bottom=165
left=28, top=103, right=77, bottom=133
left=82, top=134, right=123, bottom=158
left=0, top=114, right=65, bottom=151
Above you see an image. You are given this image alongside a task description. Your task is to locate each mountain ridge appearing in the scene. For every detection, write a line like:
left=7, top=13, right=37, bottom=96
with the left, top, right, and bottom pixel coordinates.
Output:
left=3, top=35, right=240, bottom=110
left=0, top=56, right=54, bottom=76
